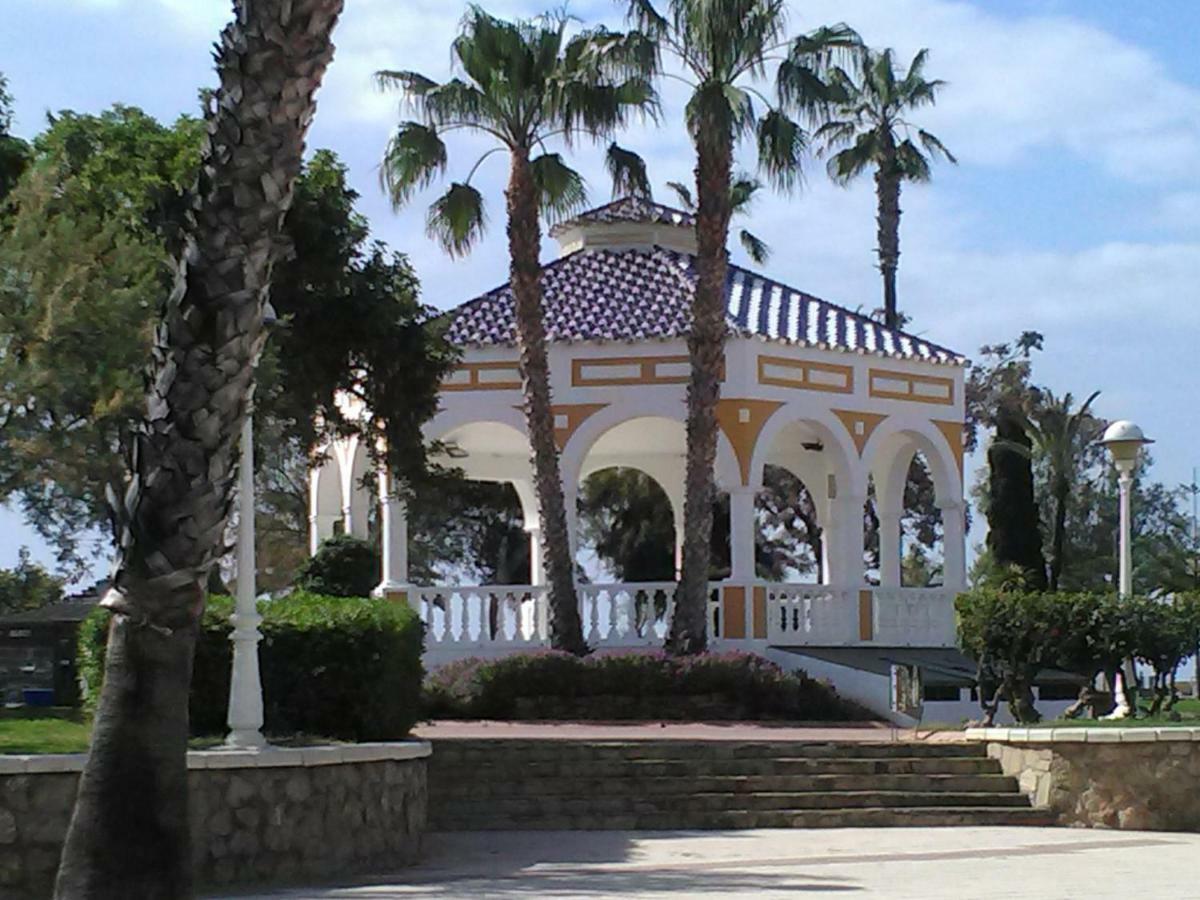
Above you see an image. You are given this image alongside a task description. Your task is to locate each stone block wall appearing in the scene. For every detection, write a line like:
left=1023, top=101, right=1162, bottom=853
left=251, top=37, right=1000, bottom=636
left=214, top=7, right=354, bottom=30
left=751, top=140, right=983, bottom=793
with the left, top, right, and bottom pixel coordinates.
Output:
left=0, top=742, right=429, bottom=899
left=969, top=727, right=1200, bottom=831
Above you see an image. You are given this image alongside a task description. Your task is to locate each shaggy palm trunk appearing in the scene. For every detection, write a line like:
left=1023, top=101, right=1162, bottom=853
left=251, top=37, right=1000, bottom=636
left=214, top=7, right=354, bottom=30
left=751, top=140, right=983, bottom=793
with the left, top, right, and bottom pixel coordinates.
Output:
left=53, top=3, right=343, bottom=897
left=875, top=156, right=902, bottom=330
left=669, top=132, right=733, bottom=656
left=506, top=148, right=586, bottom=655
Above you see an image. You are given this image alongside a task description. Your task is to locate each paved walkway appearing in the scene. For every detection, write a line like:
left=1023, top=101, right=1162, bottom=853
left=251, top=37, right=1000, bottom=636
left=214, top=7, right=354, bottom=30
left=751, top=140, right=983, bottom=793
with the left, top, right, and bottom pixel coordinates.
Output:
left=414, top=720, right=968, bottom=743
left=232, top=827, right=1200, bottom=899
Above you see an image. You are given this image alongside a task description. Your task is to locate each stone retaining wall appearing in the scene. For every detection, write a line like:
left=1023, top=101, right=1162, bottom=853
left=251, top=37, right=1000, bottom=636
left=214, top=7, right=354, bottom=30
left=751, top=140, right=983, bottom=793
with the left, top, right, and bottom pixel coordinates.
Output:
left=966, top=727, right=1200, bottom=831
left=0, top=742, right=429, bottom=899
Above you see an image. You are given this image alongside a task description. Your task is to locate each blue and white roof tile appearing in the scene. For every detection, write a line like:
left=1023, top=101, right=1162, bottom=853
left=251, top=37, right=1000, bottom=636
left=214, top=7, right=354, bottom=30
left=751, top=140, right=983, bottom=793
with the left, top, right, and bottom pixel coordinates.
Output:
left=445, top=245, right=964, bottom=366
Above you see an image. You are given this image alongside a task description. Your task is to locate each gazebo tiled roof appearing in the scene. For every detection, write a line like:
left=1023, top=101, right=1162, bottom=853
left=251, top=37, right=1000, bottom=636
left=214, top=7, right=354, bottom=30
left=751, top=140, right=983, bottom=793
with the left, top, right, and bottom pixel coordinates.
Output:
left=445, top=244, right=966, bottom=365
left=547, top=196, right=695, bottom=235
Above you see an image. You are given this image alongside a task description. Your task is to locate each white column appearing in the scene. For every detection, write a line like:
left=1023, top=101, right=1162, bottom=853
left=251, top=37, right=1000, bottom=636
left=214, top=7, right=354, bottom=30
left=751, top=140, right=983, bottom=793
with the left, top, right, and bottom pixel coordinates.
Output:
left=826, top=494, right=866, bottom=586
left=728, top=487, right=757, bottom=582
left=938, top=499, right=967, bottom=590
left=526, top=525, right=545, bottom=586
left=227, top=413, right=265, bottom=750
left=878, top=505, right=902, bottom=588
left=374, top=470, right=409, bottom=596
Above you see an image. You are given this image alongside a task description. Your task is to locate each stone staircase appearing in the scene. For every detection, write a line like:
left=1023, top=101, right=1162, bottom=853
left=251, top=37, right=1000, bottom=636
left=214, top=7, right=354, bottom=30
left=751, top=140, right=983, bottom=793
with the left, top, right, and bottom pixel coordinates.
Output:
left=429, top=739, right=1052, bottom=830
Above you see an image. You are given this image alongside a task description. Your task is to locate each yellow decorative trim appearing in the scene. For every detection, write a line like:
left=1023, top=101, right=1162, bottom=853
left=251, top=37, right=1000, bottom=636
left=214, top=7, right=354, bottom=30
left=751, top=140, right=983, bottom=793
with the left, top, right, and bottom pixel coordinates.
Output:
left=757, top=355, right=854, bottom=394
left=571, top=354, right=720, bottom=387
left=868, top=368, right=954, bottom=405
left=552, top=403, right=608, bottom=451
left=858, top=589, right=874, bottom=642
left=933, top=419, right=966, bottom=477
left=722, top=586, right=747, bottom=640
left=442, top=360, right=522, bottom=392
left=832, top=410, right=889, bottom=456
left=715, top=399, right=784, bottom=486
left=752, top=586, right=767, bottom=640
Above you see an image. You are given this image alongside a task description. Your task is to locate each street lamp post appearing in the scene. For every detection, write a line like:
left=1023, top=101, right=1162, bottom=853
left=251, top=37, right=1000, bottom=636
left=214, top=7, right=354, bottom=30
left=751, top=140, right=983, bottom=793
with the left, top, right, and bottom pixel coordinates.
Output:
left=1100, top=419, right=1154, bottom=718
left=225, top=305, right=276, bottom=750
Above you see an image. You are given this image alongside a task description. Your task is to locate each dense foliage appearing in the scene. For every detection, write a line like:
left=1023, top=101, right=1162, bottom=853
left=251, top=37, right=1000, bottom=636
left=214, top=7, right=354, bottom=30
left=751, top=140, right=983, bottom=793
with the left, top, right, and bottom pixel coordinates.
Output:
left=296, top=535, right=381, bottom=598
left=0, top=547, right=65, bottom=614
left=79, top=592, right=424, bottom=740
left=423, top=650, right=872, bottom=722
left=0, top=106, right=453, bottom=578
left=957, top=588, right=1200, bottom=724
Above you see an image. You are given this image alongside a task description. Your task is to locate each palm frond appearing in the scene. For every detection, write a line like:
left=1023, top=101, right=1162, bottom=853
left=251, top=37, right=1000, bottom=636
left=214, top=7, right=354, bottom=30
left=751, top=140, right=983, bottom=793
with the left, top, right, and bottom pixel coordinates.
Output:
left=624, top=0, right=669, bottom=40
left=729, top=173, right=762, bottom=213
left=826, top=131, right=876, bottom=184
left=665, top=180, right=694, bottom=210
left=426, top=182, right=485, bottom=257
left=531, top=152, right=588, bottom=223
left=374, top=70, right=440, bottom=99
left=918, top=128, right=957, bottom=164
left=606, top=143, right=652, bottom=199
left=380, top=122, right=447, bottom=209
left=756, top=109, right=806, bottom=192
left=739, top=228, right=771, bottom=265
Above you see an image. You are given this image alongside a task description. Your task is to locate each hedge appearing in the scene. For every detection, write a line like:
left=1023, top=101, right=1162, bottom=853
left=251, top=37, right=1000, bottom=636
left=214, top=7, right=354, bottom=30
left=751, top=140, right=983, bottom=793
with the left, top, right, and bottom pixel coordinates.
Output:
left=79, top=591, right=424, bottom=741
left=423, top=650, right=873, bottom=722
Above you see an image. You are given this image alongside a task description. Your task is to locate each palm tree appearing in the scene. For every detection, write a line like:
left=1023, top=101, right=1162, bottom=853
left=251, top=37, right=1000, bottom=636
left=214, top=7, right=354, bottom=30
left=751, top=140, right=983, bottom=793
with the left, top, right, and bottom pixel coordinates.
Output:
left=817, top=47, right=955, bottom=329
left=1026, top=390, right=1101, bottom=591
left=53, top=2, right=343, bottom=898
left=626, top=0, right=858, bottom=654
left=665, top=173, right=771, bottom=264
left=376, top=7, right=656, bottom=656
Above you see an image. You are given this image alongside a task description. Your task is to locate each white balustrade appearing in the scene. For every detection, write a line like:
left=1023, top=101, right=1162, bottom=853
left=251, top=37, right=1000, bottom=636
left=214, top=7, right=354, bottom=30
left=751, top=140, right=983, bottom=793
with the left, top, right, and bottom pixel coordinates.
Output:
left=414, top=581, right=958, bottom=660
left=871, top=587, right=958, bottom=647
left=764, top=585, right=857, bottom=645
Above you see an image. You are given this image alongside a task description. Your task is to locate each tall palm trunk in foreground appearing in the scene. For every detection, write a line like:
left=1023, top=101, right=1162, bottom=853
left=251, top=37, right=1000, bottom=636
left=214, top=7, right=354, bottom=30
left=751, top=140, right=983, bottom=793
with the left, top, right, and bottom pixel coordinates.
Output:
left=54, top=3, right=343, bottom=897
left=505, top=148, right=582, bottom=651
left=673, top=135, right=734, bottom=653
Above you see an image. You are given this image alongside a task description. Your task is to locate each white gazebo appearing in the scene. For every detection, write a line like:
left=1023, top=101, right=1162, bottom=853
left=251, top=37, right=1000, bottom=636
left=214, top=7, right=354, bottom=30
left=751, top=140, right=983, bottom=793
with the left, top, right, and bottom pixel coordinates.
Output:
left=308, top=198, right=968, bottom=703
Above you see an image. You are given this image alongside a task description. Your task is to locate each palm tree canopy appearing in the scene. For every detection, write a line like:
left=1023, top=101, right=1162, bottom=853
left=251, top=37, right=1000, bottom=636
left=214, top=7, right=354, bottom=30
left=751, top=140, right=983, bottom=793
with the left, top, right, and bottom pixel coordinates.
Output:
left=818, top=46, right=956, bottom=185
left=627, top=0, right=859, bottom=189
left=376, top=5, right=659, bottom=255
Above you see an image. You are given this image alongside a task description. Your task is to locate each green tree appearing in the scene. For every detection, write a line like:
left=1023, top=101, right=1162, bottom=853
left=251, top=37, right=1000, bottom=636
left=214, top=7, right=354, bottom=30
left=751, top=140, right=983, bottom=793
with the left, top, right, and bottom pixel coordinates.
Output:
left=817, top=47, right=955, bottom=328
left=408, top=478, right=530, bottom=585
left=297, top=534, right=381, bottom=598
left=0, top=116, right=451, bottom=582
left=1024, top=390, right=1101, bottom=591
left=375, top=6, right=657, bottom=655
left=627, top=0, right=859, bottom=654
left=53, top=4, right=343, bottom=896
left=0, top=547, right=65, bottom=613
left=0, top=73, right=31, bottom=206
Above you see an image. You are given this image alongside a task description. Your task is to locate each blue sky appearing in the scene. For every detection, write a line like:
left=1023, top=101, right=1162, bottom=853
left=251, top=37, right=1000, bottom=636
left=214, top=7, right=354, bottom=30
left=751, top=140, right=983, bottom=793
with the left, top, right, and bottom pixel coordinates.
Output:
left=3, top=0, right=1199, bottom=583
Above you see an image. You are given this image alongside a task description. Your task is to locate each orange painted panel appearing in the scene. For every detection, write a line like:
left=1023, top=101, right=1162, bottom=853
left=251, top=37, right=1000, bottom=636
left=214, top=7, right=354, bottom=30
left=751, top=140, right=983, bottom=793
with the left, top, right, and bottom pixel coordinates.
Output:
left=722, top=586, right=747, bottom=640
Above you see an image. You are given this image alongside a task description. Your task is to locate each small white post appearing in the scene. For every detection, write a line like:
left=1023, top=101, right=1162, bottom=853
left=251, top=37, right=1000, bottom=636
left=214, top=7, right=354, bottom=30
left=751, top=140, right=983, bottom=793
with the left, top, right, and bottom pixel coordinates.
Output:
left=227, top=413, right=266, bottom=750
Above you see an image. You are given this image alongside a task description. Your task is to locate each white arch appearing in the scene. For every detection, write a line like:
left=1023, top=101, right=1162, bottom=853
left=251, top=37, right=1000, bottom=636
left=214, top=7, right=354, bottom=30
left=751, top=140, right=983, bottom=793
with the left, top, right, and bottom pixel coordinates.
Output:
left=749, top=404, right=861, bottom=497
left=862, top=418, right=960, bottom=508
left=308, top=450, right=343, bottom=554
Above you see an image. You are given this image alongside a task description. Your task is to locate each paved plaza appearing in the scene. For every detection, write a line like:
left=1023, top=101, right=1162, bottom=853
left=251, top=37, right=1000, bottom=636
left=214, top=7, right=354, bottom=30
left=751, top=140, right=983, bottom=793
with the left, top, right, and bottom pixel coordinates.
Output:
left=233, top=826, right=1199, bottom=899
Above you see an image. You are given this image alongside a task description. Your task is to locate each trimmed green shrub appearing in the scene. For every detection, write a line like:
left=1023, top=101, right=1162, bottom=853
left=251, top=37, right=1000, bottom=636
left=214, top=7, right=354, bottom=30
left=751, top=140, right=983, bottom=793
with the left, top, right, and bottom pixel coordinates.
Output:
left=296, top=534, right=380, bottom=598
left=79, top=591, right=423, bottom=740
left=423, top=650, right=873, bottom=722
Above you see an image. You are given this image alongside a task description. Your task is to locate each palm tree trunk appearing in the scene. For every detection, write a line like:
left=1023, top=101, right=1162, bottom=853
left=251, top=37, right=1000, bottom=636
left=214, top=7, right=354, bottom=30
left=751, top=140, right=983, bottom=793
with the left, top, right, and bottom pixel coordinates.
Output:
left=1050, top=476, right=1069, bottom=591
left=54, top=3, right=343, bottom=897
left=669, top=134, right=733, bottom=656
left=505, top=148, right=586, bottom=656
left=875, top=165, right=902, bottom=329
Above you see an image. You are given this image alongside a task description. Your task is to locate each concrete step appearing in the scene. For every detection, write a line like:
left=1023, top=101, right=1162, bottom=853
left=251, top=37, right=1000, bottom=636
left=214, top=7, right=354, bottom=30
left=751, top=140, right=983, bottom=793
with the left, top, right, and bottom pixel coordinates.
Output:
left=432, top=772, right=1021, bottom=799
left=433, top=790, right=1031, bottom=819
left=431, top=755, right=1003, bottom=779
left=432, top=805, right=1054, bottom=831
left=431, top=740, right=986, bottom=763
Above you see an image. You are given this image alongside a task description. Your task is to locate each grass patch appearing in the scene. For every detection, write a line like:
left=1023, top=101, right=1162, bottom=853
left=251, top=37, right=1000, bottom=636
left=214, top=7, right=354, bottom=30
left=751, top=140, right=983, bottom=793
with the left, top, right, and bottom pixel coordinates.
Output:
left=1040, top=696, right=1200, bottom=729
left=0, top=717, right=91, bottom=754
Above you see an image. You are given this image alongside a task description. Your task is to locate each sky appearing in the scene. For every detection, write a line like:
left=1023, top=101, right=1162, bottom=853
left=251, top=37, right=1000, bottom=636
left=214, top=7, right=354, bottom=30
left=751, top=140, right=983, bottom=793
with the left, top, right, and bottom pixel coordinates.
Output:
left=2, top=0, right=1199, bottom=585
